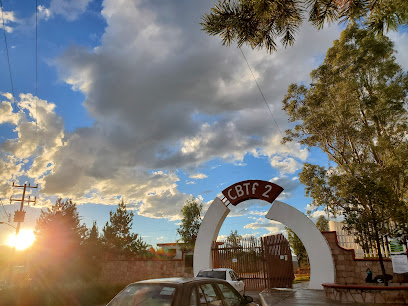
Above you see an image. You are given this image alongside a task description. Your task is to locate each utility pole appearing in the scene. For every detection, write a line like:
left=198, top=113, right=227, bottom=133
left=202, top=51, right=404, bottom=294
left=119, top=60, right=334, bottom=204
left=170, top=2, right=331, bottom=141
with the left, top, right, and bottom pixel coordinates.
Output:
left=10, top=182, right=37, bottom=237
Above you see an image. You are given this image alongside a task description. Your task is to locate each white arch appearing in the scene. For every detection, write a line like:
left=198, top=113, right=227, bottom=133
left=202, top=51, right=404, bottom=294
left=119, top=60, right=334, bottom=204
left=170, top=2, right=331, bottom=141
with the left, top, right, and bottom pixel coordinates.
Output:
left=193, top=197, right=230, bottom=275
left=193, top=197, right=335, bottom=290
left=266, top=201, right=335, bottom=289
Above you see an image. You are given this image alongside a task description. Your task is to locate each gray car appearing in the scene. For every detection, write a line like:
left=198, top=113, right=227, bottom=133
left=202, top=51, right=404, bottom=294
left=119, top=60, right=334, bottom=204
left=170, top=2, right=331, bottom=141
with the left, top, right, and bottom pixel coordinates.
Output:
left=106, top=277, right=257, bottom=306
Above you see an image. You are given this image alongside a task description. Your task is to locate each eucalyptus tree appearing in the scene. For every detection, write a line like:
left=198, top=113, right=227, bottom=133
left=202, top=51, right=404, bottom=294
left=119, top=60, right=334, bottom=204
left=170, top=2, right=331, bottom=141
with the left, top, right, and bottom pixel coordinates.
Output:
left=283, top=24, right=408, bottom=285
left=202, top=0, right=408, bottom=53
left=177, top=196, right=203, bottom=251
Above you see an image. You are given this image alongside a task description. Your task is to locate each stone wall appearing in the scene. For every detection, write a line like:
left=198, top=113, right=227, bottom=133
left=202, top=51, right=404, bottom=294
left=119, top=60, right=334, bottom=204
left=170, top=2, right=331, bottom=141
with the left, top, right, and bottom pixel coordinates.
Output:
left=323, top=284, right=408, bottom=304
left=99, top=258, right=194, bottom=284
left=322, top=231, right=399, bottom=284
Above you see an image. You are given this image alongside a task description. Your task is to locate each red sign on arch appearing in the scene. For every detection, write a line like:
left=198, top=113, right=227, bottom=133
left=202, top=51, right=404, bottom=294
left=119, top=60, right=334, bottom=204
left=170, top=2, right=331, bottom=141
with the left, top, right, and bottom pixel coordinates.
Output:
left=221, top=180, right=283, bottom=206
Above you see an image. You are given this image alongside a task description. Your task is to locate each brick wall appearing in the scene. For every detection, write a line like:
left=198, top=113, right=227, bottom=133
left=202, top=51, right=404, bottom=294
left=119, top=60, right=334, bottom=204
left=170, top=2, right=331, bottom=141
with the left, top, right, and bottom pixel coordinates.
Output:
left=322, top=231, right=401, bottom=284
left=99, top=258, right=194, bottom=284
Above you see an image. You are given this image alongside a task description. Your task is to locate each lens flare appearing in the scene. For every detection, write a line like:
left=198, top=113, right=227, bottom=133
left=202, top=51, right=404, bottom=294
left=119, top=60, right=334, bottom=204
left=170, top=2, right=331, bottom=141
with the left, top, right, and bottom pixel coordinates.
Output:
left=7, top=229, right=35, bottom=250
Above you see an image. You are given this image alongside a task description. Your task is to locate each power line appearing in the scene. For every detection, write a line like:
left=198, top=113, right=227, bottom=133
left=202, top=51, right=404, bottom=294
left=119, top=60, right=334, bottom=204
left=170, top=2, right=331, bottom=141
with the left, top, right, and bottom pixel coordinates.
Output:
left=0, top=0, right=17, bottom=183
left=238, top=47, right=302, bottom=171
left=0, top=0, right=16, bottom=112
left=0, top=198, right=10, bottom=220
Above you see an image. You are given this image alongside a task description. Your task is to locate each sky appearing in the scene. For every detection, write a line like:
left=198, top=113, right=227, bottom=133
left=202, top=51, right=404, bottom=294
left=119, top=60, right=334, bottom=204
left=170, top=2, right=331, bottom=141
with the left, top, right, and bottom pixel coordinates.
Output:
left=0, top=0, right=407, bottom=248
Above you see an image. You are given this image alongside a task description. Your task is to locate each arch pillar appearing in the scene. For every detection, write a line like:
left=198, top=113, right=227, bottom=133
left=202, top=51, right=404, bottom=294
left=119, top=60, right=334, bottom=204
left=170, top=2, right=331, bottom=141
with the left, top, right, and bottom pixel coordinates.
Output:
left=193, top=198, right=230, bottom=275
left=266, top=201, right=335, bottom=289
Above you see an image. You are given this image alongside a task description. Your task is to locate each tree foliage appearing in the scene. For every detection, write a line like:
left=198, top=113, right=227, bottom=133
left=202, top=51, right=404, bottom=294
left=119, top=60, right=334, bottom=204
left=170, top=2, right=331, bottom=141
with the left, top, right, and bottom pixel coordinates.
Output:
left=82, top=221, right=103, bottom=281
left=202, top=0, right=408, bottom=53
left=102, top=200, right=149, bottom=256
left=284, top=24, right=408, bottom=285
left=286, top=227, right=308, bottom=268
left=33, top=198, right=87, bottom=282
left=316, top=215, right=329, bottom=232
left=177, top=196, right=203, bottom=250
left=226, top=230, right=243, bottom=248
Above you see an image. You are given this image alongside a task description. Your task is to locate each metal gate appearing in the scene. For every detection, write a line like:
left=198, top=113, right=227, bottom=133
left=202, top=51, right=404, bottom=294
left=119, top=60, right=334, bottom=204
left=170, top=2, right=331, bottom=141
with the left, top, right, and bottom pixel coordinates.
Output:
left=211, top=234, right=294, bottom=290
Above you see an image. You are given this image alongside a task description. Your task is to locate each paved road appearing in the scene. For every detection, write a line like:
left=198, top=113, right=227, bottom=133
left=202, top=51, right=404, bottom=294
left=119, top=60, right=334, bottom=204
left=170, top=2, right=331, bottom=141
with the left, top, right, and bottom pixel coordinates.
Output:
left=259, top=283, right=389, bottom=305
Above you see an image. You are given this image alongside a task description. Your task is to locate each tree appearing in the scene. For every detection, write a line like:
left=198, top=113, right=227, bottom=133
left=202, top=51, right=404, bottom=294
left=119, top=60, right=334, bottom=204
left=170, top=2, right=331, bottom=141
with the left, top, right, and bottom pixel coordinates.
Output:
left=226, top=230, right=242, bottom=248
left=102, top=200, right=149, bottom=256
left=286, top=227, right=308, bottom=268
left=202, top=0, right=408, bottom=53
left=177, top=196, right=203, bottom=250
left=316, top=215, right=329, bottom=232
left=283, top=24, right=408, bottom=285
left=82, top=221, right=103, bottom=281
left=32, top=198, right=87, bottom=282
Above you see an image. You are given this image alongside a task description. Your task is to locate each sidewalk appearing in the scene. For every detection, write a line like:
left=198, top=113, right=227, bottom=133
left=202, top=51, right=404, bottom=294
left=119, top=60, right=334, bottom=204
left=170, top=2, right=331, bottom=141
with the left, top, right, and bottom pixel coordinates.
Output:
left=259, top=282, right=388, bottom=305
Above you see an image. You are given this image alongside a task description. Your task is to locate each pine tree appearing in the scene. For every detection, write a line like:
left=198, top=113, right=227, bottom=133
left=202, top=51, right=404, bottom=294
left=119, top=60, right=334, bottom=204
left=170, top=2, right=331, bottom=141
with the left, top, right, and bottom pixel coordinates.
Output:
left=102, top=200, right=149, bottom=256
left=202, top=0, right=408, bottom=53
left=33, top=198, right=87, bottom=282
left=82, top=221, right=103, bottom=281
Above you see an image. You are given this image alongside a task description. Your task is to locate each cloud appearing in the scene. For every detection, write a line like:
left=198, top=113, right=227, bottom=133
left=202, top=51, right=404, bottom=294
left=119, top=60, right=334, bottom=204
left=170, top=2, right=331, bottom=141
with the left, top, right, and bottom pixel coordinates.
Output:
left=42, top=0, right=92, bottom=21
left=37, top=6, right=52, bottom=21
left=189, top=173, right=207, bottom=180
left=0, top=8, right=16, bottom=33
left=249, top=210, right=267, bottom=216
left=270, top=176, right=301, bottom=199
left=244, top=219, right=285, bottom=235
left=270, top=156, right=299, bottom=174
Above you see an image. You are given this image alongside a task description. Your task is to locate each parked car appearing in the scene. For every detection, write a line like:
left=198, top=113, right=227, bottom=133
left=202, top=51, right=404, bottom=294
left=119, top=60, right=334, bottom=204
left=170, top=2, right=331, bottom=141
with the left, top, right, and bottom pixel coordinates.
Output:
left=106, top=277, right=257, bottom=306
left=196, top=268, right=245, bottom=296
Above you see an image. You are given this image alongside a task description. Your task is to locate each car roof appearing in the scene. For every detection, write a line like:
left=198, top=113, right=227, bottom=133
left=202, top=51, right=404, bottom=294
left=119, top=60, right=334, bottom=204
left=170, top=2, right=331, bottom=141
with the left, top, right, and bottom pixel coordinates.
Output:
left=130, top=277, right=228, bottom=285
left=199, top=268, right=233, bottom=272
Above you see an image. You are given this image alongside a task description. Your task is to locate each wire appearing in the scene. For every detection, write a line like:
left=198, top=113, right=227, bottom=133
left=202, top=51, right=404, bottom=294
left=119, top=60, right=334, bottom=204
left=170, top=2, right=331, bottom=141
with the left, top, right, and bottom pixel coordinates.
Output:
left=0, top=1, right=17, bottom=184
left=0, top=0, right=16, bottom=112
left=239, top=47, right=302, bottom=171
left=0, top=198, right=9, bottom=220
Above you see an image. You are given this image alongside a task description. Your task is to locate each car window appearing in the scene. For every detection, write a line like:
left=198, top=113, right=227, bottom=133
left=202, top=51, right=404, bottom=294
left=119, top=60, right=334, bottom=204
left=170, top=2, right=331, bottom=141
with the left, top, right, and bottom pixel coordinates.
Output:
left=229, top=271, right=236, bottom=281
left=216, top=283, right=243, bottom=306
left=197, top=270, right=226, bottom=280
left=199, top=283, right=223, bottom=306
left=107, top=284, right=176, bottom=306
left=232, top=271, right=240, bottom=281
left=190, top=286, right=199, bottom=306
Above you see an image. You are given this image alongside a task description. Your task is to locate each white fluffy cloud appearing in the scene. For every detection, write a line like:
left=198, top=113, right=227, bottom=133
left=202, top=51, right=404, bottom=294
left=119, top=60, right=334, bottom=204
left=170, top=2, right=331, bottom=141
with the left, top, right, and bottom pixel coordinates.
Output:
left=0, top=8, right=16, bottom=33
left=189, top=173, right=207, bottom=180
left=43, top=0, right=92, bottom=21
left=244, top=219, right=285, bottom=235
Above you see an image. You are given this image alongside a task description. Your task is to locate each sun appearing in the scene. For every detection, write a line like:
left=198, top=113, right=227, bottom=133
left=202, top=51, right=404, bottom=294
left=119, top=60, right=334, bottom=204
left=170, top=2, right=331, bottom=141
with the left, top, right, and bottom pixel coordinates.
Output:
left=7, top=229, right=36, bottom=250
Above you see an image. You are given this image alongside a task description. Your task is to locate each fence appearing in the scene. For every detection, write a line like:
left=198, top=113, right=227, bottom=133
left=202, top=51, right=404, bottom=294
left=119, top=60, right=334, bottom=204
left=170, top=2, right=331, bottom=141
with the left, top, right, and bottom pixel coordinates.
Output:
left=212, top=234, right=293, bottom=290
left=329, top=221, right=390, bottom=258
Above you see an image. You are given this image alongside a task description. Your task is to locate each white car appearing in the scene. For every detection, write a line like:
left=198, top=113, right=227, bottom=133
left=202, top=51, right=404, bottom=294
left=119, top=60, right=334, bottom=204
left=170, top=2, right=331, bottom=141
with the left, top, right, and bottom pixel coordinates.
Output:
left=196, top=268, right=245, bottom=295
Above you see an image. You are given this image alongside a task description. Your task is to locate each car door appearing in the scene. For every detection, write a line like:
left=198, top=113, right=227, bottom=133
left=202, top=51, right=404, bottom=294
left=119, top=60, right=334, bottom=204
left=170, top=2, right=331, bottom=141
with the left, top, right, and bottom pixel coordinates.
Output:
left=214, top=282, right=245, bottom=306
